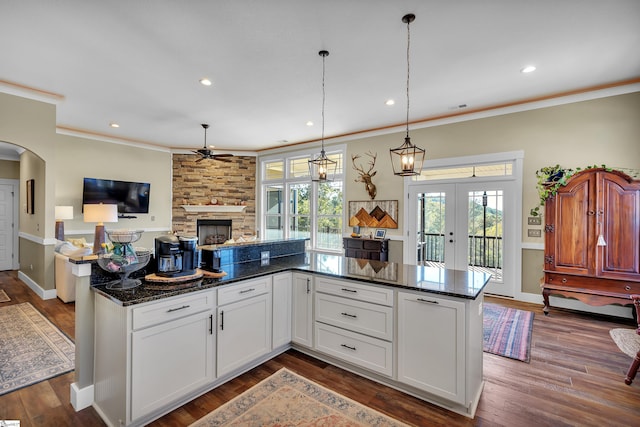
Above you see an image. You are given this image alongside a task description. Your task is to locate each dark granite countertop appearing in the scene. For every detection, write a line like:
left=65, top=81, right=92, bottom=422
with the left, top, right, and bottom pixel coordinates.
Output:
left=91, top=252, right=491, bottom=306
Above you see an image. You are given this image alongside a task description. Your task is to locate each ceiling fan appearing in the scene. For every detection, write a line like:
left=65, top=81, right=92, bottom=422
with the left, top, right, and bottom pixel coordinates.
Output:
left=193, top=123, right=233, bottom=162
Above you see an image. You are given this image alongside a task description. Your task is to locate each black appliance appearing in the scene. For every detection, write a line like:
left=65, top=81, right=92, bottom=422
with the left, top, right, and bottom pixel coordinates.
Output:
left=155, top=235, right=200, bottom=277
left=200, top=247, right=222, bottom=273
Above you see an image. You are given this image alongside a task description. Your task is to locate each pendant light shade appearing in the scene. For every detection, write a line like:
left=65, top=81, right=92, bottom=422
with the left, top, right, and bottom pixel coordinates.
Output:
left=308, top=50, right=337, bottom=182
left=390, top=13, right=425, bottom=177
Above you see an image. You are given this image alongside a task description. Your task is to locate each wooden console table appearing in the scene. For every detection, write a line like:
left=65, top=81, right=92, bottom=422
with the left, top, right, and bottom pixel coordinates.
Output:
left=343, top=237, right=389, bottom=261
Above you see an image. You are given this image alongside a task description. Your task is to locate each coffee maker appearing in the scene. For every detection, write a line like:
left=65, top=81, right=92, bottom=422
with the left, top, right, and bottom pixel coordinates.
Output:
left=155, top=235, right=200, bottom=277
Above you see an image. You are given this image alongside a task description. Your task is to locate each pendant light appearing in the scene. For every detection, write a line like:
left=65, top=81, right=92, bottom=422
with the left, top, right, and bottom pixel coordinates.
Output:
left=308, top=50, right=337, bottom=182
left=390, top=13, right=425, bottom=177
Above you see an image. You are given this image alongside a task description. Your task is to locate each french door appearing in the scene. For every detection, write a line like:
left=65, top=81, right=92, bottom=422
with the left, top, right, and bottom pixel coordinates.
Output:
left=408, top=181, right=515, bottom=297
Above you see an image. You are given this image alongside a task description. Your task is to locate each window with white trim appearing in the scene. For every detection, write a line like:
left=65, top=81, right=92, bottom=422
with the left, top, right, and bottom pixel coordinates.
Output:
left=260, top=146, right=344, bottom=251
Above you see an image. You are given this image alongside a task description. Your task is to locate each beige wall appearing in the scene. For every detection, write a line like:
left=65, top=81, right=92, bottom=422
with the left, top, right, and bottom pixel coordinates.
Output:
left=342, top=92, right=640, bottom=244
left=0, top=91, right=173, bottom=292
left=54, top=135, right=173, bottom=250
left=1, top=89, right=639, bottom=299
left=0, top=159, right=19, bottom=179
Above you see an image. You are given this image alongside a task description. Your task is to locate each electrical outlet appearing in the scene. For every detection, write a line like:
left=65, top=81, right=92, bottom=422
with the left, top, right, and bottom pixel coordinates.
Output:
left=527, top=217, right=542, bottom=225
left=528, top=229, right=542, bottom=237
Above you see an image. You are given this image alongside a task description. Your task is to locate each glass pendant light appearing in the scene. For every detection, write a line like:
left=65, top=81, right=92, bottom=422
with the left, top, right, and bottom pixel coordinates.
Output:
left=308, top=50, right=337, bottom=182
left=390, top=13, right=425, bottom=177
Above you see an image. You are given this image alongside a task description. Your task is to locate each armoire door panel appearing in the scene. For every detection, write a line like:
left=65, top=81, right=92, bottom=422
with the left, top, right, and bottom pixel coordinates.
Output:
left=552, top=176, right=593, bottom=275
left=598, top=174, right=640, bottom=279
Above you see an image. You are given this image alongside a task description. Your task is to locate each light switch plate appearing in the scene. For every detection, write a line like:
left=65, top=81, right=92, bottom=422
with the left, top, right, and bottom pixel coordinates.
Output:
left=528, top=229, right=542, bottom=237
left=527, top=217, right=542, bottom=225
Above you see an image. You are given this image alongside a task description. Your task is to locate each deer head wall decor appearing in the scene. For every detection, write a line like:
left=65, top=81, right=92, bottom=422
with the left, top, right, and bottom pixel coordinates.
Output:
left=352, top=152, right=378, bottom=200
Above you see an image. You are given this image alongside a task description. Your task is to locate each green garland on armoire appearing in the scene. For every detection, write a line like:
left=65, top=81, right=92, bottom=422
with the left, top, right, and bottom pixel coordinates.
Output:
left=529, top=164, right=612, bottom=217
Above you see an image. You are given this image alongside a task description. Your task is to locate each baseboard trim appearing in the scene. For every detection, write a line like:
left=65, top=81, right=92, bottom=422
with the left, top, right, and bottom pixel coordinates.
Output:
left=71, top=382, right=94, bottom=411
left=17, top=271, right=56, bottom=300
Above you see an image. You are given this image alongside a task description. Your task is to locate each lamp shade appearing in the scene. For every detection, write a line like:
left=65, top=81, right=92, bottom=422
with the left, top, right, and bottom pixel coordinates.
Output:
left=55, top=205, right=74, bottom=220
left=83, top=204, right=118, bottom=223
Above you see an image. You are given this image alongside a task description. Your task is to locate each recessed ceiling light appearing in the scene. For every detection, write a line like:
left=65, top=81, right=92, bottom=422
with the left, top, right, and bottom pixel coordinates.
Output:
left=306, top=121, right=314, bottom=126
left=199, top=78, right=212, bottom=86
left=385, top=99, right=395, bottom=106
left=521, top=65, right=536, bottom=74
left=109, top=122, right=120, bottom=128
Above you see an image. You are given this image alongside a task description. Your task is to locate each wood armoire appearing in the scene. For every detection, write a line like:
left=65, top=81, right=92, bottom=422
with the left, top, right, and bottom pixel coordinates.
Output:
left=542, top=168, right=640, bottom=316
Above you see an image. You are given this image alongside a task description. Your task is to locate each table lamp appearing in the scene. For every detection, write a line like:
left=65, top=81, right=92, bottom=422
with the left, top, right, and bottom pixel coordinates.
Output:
left=84, top=203, right=118, bottom=253
left=54, top=205, right=74, bottom=240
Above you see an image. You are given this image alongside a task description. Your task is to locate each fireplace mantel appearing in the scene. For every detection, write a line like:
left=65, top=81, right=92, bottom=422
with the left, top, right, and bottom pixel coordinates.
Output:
left=181, top=205, right=247, bottom=213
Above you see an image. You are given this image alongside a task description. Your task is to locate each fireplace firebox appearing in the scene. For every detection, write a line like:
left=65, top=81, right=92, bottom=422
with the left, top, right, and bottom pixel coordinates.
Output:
left=197, top=219, right=232, bottom=245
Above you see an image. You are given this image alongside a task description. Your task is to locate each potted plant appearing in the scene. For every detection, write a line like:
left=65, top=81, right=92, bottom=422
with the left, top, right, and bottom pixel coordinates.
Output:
left=530, top=164, right=611, bottom=217
left=530, top=165, right=572, bottom=217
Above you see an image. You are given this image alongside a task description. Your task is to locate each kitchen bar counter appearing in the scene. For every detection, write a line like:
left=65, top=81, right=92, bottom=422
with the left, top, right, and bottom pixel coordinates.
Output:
left=91, top=252, right=490, bottom=306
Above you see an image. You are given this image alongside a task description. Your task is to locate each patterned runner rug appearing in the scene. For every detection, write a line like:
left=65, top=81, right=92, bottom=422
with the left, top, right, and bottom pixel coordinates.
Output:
left=190, top=368, right=409, bottom=426
left=0, top=302, right=75, bottom=396
left=483, top=302, right=534, bottom=362
left=0, top=289, right=10, bottom=302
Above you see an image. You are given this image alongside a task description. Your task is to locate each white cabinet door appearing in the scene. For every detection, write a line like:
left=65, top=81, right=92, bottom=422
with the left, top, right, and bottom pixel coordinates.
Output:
left=292, top=272, right=313, bottom=347
left=217, top=292, right=272, bottom=377
left=397, top=291, right=466, bottom=405
left=131, top=310, right=215, bottom=421
left=272, top=272, right=292, bottom=348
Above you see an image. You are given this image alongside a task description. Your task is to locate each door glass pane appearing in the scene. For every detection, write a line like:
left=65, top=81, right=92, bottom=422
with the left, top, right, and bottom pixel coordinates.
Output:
left=316, top=181, right=343, bottom=250
left=467, top=190, right=503, bottom=281
left=264, top=185, right=283, bottom=240
left=289, top=183, right=310, bottom=239
left=417, top=192, right=446, bottom=265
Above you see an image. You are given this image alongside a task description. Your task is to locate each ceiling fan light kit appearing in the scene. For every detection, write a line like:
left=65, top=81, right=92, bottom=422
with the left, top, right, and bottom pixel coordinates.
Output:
left=193, top=123, right=233, bottom=162
left=390, top=13, right=425, bottom=177
left=308, top=50, right=338, bottom=182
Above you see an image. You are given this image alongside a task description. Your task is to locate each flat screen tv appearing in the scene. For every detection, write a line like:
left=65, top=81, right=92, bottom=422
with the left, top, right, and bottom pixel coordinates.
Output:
left=82, top=178, right=151, bottom=214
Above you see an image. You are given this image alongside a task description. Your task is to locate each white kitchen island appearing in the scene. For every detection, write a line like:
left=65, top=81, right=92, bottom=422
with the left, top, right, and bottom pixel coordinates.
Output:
left=79, top=252, right=490, bottom=426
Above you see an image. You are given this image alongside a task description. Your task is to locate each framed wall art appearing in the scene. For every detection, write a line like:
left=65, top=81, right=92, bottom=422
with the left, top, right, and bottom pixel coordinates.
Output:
left=26, top=179, right=34, bottom=214
left=348, top=200, right=398, bottom=229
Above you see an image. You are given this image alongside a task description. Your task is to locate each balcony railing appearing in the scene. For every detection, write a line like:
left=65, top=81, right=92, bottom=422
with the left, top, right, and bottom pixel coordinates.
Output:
left=417, top=232, right=503, bottom=269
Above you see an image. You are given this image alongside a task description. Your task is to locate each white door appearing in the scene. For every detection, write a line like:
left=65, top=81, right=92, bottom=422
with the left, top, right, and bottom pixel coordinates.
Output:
left=0, top=183, right=15, bottom=271
left=408, top=181, right=515, bottom=297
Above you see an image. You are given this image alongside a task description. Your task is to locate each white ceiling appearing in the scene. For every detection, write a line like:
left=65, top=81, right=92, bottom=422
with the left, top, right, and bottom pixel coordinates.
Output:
left=1, top=0, right=639, bottom=157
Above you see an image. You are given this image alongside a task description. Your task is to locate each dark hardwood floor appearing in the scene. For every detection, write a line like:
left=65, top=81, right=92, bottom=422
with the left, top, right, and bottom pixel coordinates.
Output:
left=1, top=270, right=638, bottom=426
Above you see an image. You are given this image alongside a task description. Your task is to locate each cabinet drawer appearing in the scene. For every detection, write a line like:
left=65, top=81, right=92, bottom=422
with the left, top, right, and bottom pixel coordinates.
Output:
left=315, top=277, right=394, bottom=306
left=218, top=276, right=271, bottom=306
left=315, top=322, right=392, bottom=376
left=363, top=240, right=383, bottom=250
left=315, top=293, right=393, bottom=340
left=345, top=239, right=364, bottom=249
left=545, top=273, right=640, bottom=295
left=132, top=290, right=215, bottom=330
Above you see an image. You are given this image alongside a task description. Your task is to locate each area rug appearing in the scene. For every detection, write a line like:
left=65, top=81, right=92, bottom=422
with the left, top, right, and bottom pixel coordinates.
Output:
left=190, top=368, right=409, bottom=426
left=610, top=328, right=640, bottom=358
left=483, top=302, right=534, bottom=363
left=0, top=302, right=75, bottom=396
left=0, top=289, right=10, bottom=302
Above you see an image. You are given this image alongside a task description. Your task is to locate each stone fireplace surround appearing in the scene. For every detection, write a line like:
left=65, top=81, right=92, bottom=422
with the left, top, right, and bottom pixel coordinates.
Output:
left=171, top=153, right=256, bottom=238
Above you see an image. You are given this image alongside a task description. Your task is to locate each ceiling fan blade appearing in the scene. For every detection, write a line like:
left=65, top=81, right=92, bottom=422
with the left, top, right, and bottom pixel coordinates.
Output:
left=212, top=153, right=233, bottom=157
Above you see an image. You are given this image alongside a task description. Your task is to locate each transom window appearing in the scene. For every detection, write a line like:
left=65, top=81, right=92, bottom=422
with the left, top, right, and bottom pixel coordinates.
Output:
left=416, top=162, right=513, bottom=181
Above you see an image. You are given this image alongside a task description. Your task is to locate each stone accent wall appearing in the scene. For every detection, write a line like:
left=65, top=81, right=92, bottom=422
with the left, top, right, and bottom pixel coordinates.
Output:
left=172, top=154, right=256, bottom=239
